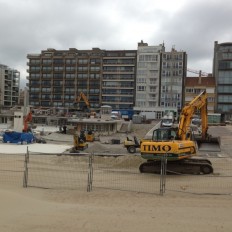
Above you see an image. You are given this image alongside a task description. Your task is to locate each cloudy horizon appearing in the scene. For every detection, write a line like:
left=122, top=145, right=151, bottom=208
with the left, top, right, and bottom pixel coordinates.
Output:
left=0, top=0, right=231, bottom=88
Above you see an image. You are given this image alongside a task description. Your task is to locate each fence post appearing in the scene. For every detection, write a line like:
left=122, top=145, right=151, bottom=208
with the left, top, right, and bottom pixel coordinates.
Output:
left=23, top=146, right=29, bottom=188
left=87, top=152, right=94, bottom=192
left=160, top=153, right=167, bottom=195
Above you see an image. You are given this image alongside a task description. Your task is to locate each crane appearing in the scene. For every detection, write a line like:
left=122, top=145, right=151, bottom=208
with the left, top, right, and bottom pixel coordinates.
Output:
left=187, top=69, right=209, bottom=77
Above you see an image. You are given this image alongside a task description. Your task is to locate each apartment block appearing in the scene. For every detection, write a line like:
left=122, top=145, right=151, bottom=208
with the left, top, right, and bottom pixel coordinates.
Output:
left=102, top=50, right=136, bottom=109
left=27, top=48, right=137, bottom=111
left=213, top=41, right=232, bottom=119
left=135, top=41, right=164, bottom=109
left=27, top=48, right=103, bottom=110
left=134, top=41, right=186, bottom=119
left=0, top=64, right=20, bottom=107
left=185, top=76, right=216, bottom=113
left=161, top=48, right=187, bottom=111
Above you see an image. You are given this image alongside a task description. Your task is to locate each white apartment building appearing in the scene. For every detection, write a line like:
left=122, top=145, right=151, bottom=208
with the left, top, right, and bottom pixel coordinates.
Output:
left=161, top=48, right=187, bottom=111
left=134, top=41, right=184, bottom=119
left=134, top=41, right=164, bottom=119
left=0, top=64, right=20, bottom=107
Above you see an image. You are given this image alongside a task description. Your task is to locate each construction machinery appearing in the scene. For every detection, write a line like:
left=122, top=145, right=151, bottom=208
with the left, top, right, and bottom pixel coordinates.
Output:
left=75, top=92, right=96, bottom=117
left=72, top=130, right=88, bottom=151
left=75, top=92, right=90, bottom=112
left=139, top=90, right=220, bottom=175
left=22, top=111, right=33, bottom=132
left=124, top=136, right=141, bottom=153
left=86, top=130, right=95, bottom=142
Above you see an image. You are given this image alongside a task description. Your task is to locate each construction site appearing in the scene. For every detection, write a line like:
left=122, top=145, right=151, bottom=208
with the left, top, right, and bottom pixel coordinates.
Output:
left=0, top=91, right=232, bottom=232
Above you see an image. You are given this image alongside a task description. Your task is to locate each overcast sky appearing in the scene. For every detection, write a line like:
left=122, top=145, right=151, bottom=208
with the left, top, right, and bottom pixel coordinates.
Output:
left=0, top=0, right=232, bottom=88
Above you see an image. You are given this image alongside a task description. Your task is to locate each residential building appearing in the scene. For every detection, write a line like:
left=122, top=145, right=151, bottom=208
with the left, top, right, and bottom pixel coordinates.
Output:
left=0, top=64, right=20, bottom=107
left=185, top=76, right=216, bottom=113
left=27, top=48, right=103, bottom=111
left=27, top=48, right=137, bottom=112
left=161, top=48, right=187, bottom=111
left=18, top=87, right=29, bottom=107
left=213, top=41, right=232, bottom=119
left=102, top=50, right=136, bottom=109
left=134, top=41, right=185, bottom=119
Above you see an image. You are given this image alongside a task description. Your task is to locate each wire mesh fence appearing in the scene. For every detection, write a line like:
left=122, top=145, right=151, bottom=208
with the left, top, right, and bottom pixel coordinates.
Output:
left=26, top=152, right=90, bottom=190
left=0, top=151, right=232, bottom=196
left=165, top=156, right=232, bottom=195
left=0, top=153, right=25, bottom=186
left=91, top=154, right=161, bottom=194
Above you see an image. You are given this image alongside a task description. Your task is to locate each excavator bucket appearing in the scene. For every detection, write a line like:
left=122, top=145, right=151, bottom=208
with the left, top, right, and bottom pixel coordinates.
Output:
left=196, top=136, right=221, bottom=152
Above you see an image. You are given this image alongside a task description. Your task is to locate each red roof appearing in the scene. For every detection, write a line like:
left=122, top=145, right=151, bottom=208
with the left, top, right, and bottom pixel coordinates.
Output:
left=185, top=76, right=215, bottom=87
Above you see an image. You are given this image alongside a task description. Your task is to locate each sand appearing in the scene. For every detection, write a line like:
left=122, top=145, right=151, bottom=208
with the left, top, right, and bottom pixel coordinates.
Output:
left=0, top=123, right=232, bottom=232
left=0, top=185, right=231, bottom=232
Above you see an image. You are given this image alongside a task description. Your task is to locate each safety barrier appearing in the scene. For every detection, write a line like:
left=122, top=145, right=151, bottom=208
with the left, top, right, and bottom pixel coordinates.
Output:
left=0, top=151, right=232, bottom=196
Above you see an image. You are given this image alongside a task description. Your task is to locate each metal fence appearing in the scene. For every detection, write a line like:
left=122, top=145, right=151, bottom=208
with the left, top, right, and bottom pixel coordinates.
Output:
left=1, top=151, right=232, bottom=196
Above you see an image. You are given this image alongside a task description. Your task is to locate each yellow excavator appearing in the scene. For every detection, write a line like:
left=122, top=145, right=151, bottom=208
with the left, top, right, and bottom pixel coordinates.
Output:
left=75, top=92, right=96, bottom=117
left=140, top=90, right=220, bottom=175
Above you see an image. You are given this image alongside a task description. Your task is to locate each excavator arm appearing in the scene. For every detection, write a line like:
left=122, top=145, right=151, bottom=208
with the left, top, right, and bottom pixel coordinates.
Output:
left=75, top=92, right=90, bottom=111
left=177, top=90, right=208, bottom=140
left=23, top=111, right=33, bottom=132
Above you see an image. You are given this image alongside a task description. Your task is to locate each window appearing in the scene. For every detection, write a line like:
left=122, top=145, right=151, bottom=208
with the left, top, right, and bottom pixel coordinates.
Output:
left=53, top=59, right=64, bottom=65
left=66, top=66, right=75, bottom=71
left=42, top=74, right=52, bottom=78
left=65, top=74, right=75, bottom=79
left=66, top=59, right=76, bottom=64
left=90, top=66, right=100, bottom=71
left=42, top=59, right=52, bottom=64
left=42, top=87, right=51, bottom=92
left=78, top=59, right=88, bottom=64
left=31, top=74, right=40, bottom=78
left=137, top=86, right=146, bottom=91
left=150, top=86, right=156, bottom=92
left=78, top=66, right=88, bottom=71
left=78, top=74, right=88, bottom=78
left=139, top=55, right=158, bottom=62
left=30, top=59, right=40, bottom=64
left=54, top=66, right=63, bottom=71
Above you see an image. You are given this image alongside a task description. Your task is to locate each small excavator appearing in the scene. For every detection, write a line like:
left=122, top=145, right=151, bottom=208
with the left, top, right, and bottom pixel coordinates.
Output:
left=139, top=90, right=220, bottom=175
left=72, top=130, right=88, bottom=151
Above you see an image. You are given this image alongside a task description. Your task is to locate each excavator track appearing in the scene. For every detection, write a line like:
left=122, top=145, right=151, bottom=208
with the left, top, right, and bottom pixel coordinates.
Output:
left=139, top=158, right=213, bottom=175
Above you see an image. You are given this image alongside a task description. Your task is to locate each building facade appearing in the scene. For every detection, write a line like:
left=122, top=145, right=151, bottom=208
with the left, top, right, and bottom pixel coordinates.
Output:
left=27, top=48, right=136, bottom=112
left=213, top=41, right=232, bottom=119
left=134, top=42, right=186, bottom=119
left=185, top=76, right=216, bottom=113
left=135, top=41, right=164, bottom=109
left=27, top=48, right=103, bottom=111
left=0, top=64, right=20, bottom=107
left=161, top=48, right=187, bottom=111
left=102, top=50, right=136, bottom=109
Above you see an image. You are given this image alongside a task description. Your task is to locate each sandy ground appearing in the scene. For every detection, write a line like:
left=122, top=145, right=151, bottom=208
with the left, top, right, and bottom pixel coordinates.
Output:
left=0, top=122, right=232, bottom=232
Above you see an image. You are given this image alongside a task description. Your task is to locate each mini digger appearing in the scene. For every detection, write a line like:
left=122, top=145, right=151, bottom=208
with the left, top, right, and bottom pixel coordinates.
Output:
left=139, top=91, right=220, bottom=175
left=72, top=130, right=88, bottom=151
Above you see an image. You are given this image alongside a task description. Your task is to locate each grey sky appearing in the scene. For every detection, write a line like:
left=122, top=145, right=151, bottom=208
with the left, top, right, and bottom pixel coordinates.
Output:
left=0, top=0, right=231, bottom=88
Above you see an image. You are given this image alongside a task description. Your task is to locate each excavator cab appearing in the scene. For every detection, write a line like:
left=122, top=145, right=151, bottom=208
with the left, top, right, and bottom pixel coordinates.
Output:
left=152, top=128, right=177, bottom=141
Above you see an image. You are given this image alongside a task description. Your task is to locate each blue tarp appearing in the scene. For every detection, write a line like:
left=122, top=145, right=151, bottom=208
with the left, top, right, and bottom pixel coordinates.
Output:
left=3, top=132, right=35, bottom=144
